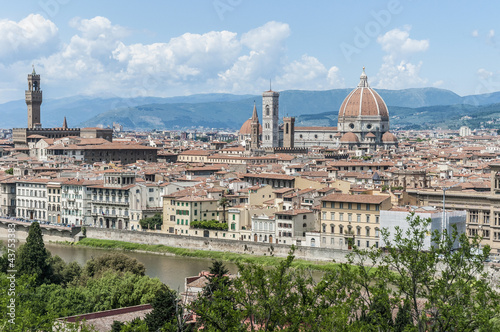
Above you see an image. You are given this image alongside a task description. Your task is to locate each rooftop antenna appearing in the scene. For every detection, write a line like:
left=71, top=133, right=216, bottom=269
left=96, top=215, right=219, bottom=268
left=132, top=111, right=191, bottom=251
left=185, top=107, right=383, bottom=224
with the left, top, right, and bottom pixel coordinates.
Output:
left=269, top=78, right=272, bottom=91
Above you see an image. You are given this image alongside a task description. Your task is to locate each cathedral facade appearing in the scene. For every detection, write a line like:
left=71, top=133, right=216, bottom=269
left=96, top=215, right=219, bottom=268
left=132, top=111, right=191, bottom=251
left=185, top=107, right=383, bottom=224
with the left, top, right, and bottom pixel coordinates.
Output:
left=239, top=68, right=398, bottom=152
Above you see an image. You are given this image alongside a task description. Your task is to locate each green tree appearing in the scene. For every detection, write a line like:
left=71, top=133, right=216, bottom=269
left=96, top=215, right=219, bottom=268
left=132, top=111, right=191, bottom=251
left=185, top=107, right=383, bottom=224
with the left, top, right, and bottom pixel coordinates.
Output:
left=121, top=317, right=148, bottom=331
left=144, top=287, right=184, bottom=332
left=139, top=213, right=163, bottom=230
left=351, top=213, right=499, bottom=332
left=82, top=252, right=145, bottom=279
left=394, top=300, right=413, bottom=332
left=218, top=196, right=230, bottom=224
left=17, top=222, right=54, bottom=285
left=111, top=320, right=124, bottom=332
left=49, top=255, right=82, bottom=285
left=4, top=167, right=13, bottom=175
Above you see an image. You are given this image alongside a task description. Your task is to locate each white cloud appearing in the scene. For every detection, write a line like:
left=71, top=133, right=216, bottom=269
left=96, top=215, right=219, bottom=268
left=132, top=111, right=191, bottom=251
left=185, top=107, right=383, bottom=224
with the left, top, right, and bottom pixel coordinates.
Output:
left=477, top=68, right=493, bottom=80
left=0, top=14, right=58, bottom=60
left=432, top=80, right=444, bottom=87
left=472, top=30, right=479, bottom=37
left=0, top=17, right=345, bottom=101
left=489, top=29, right=495, bottom=38
left=375, top=26, right=429, bottom=89
left=275, top=55, right=336, bottom=90
left=377, top=26, right=429, bottom=56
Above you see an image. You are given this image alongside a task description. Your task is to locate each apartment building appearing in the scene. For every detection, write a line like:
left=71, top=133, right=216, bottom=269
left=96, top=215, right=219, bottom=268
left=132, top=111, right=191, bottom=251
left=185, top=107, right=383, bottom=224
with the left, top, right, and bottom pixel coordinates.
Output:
left=88, top=171, right=133, bottom=229
left=16, top=178, right=49, bottom=221
left=319, top=194, right=392, bottom=250
left=0, top=176, right=16, bottom=217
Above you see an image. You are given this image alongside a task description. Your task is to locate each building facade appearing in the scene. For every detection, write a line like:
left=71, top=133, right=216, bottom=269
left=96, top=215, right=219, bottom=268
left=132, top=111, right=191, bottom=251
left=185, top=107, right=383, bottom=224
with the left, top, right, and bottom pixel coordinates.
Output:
left=319, top=193, right=392, bottom=250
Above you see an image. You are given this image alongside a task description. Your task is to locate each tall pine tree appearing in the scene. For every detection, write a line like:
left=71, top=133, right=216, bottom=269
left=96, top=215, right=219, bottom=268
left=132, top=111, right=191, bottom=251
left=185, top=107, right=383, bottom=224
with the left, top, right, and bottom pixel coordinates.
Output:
left=17, top=222, right=54, bottom=285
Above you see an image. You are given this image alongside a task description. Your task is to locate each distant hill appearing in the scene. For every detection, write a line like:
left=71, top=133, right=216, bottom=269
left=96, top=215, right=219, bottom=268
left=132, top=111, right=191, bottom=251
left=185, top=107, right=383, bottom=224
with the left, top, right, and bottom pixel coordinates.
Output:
left=1, top=87, right=500, bottom=130
left=296, top=103, right=500, bottom=130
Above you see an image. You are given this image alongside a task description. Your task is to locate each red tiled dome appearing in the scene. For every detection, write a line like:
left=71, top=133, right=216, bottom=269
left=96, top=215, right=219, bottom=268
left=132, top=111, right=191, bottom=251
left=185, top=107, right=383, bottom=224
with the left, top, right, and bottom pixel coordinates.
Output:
left=340, top=132, right=359, bottom=143
left=382, top=131, right=398, bottom=143
left=338, top=69, right=389, bottom=118
left=239, top=119, right=262, bottom=135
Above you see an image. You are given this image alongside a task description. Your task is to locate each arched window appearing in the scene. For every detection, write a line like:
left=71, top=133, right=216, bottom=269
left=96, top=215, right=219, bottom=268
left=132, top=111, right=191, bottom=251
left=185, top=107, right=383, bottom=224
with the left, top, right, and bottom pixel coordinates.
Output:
left=266, top=105, right=270, bottom=116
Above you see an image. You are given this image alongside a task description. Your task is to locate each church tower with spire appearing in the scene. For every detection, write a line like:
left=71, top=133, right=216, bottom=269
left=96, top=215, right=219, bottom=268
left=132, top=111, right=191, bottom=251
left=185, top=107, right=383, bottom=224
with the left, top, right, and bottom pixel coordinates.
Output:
left=26, top=66, right=42, bottom=129
left=250, top=102, right=260, bottom=149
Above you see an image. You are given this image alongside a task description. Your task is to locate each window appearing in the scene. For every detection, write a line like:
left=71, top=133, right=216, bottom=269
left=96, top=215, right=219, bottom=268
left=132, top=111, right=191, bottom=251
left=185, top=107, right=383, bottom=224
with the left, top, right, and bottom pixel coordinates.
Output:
left=339, top=202, right=344, bottom=209
left=331, top=202, right=335, bottom=208
left=366, top=204, right=370, bottom=211
left=330, top=212, right=335, bottom=220
left=366, top=227, right=370, bottom=236
left=322, top=224, right=326, bottom=232
left=357, top=204, right=361, bottom=210
left=375, top=228, right=380, bottom=237
left=348, top=203, right=352, bottom=209
left=366, top=215, right=370, bottom=223
left=376, top=216, right=379, bottom=223
left=366, top=241, right=370, bottom=248
left=495, top=212, right=500, bottom=226
left=330, top=224, right=335, bottom=233
left=348, top=213, right=352, bottom=222
left=357, top=227, right=361, bottom=236
left=322, top=212, right=326, bottom=220
left=357, top=214, right=361, bottom=222
left=470, top=210, right=479, bottom=223
left=483, top=211, right=490, bottom=224
left=322, top=202, right=326, bottom=208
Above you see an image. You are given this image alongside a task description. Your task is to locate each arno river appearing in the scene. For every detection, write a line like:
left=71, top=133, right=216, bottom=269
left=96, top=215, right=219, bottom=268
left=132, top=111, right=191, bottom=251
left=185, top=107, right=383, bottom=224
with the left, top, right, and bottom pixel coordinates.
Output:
left=1, top=239, right=240, bottom=292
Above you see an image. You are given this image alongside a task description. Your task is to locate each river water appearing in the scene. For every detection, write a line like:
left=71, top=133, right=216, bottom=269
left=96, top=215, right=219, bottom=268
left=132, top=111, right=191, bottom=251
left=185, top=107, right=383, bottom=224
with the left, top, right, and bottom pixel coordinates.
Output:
left=1, top=239, right=239, bottom=292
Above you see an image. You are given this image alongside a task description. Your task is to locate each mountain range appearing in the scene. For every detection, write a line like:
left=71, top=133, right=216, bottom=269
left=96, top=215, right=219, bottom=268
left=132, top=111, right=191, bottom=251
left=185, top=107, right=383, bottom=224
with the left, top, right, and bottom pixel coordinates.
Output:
left=1, top=87, right=500, bottom=131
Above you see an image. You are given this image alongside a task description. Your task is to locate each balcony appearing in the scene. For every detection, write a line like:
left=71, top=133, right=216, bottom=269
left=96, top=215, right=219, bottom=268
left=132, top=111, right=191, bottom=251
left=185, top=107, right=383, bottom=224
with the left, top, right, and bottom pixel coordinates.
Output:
left=91, top=212, right=129, bottom=219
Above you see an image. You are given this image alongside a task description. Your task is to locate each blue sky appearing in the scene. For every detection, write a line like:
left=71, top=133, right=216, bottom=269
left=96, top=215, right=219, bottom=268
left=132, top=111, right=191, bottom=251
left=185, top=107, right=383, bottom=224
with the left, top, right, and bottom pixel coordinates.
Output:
left=0, top=0, right=499, bottom=103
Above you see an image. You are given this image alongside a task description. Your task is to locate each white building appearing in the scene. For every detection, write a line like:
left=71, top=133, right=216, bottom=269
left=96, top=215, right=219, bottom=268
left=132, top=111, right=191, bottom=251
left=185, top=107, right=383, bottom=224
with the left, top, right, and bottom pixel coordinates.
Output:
left=459, top=126, right=472, bottom=137
left=16, top=178, right=49, bottom=221
left=61, top=179, right=92, bottom=226
left=251, top=214, right=275, bottom=243
left=129, top=182, right=163, bottom=230
left=380, top=207, right=466, bottom=250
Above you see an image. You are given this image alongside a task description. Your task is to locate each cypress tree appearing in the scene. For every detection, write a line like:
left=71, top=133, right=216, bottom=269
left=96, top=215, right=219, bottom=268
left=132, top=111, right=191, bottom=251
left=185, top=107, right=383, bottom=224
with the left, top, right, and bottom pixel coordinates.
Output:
left=17, top=222, right=53, bottom=285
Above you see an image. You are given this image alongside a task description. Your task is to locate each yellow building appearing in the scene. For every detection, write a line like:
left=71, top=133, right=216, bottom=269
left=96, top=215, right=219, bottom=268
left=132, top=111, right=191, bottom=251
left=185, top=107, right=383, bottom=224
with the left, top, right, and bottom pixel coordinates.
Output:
left=163, top=195, right=218, bottom=235
left=319, top=194, right=392, bottom=250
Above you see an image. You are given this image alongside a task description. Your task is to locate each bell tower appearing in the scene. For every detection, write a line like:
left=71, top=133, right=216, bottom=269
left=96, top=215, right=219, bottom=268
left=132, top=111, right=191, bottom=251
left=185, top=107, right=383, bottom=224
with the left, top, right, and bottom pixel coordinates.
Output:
left=262, top=86, right=279, bottom=148
left=26, top=66, right=42, bottom=129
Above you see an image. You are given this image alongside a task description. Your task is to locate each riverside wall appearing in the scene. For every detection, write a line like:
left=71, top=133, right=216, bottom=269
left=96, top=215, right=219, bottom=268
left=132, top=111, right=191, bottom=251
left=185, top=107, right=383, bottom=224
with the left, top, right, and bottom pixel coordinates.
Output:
left=85, top=228, right=351, bottom=263
left=0, top=218, right=82, bottom=242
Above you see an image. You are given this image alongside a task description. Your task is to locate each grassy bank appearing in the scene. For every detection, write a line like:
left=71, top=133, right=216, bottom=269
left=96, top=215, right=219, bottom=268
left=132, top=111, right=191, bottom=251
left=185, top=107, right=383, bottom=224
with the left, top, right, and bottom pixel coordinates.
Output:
left=75, top=238, right=343, bottom=272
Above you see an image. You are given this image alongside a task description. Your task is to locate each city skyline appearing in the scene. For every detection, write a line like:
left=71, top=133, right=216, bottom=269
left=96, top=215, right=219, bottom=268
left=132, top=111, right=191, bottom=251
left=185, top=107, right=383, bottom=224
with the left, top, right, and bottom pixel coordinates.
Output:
left=0, top=1, right=499, bottom=104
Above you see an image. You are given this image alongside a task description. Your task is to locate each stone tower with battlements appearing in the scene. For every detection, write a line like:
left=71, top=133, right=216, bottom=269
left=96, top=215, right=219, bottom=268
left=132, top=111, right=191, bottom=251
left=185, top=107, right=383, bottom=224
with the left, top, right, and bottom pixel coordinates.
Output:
left=283, top=117, right=295, bottom=148
left=26, top=66, right=42, bottom=129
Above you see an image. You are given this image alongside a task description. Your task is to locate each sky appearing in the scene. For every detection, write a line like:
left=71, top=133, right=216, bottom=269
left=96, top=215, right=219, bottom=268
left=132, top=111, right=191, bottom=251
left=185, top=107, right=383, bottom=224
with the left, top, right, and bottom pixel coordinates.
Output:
left=0, top=0, right=499, bottom=104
